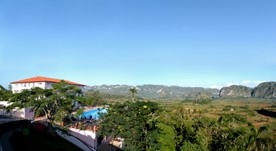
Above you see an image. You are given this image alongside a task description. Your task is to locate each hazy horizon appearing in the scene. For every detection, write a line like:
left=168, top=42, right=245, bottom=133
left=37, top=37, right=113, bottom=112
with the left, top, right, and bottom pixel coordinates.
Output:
left=4, top=77, right=268, bottom=90
left=90, top=80, right=268, bottom=89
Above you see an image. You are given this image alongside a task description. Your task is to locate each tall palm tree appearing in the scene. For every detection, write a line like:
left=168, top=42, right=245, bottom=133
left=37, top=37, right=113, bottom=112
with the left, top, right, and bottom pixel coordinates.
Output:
left=129, top=87, right=138, bottom=102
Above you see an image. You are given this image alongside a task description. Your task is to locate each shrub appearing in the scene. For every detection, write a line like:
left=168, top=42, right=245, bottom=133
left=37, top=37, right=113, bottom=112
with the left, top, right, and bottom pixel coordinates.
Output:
left=240, top=105, right=249, bottom=109
left=218, top=113, right=248, bottom=125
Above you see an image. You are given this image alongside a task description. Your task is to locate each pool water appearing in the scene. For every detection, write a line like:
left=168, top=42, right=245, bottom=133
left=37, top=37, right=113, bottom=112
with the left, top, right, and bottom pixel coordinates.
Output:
left=80, top=108, right=107, bottom=120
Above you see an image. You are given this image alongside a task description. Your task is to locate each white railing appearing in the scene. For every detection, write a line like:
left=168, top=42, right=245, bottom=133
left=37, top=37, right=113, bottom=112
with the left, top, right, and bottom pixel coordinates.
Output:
left=55, top=128, right=95, bottom=151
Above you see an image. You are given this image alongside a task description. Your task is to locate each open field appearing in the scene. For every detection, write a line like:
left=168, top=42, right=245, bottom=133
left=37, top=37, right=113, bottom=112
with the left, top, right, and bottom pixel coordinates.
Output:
left=158, top=98, right=276, bottom=128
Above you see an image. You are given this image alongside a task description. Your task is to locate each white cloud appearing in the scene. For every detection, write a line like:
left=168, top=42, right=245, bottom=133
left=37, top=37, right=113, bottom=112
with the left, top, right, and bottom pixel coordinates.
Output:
left=210, top=80, right=266, bottom=89
left=210, top=84, right=223, bottom=89
left=241, top=80, right=265, bottom=88
left=225, top=82, right=239, bottom=87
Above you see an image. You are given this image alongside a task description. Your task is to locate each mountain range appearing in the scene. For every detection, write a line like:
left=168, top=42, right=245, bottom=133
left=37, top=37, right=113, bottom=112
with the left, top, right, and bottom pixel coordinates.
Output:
left=90, top=82, right=276, bottom=100
left=219, top=82, right=276, bottom=99
left=89, top=84, right=220, bottom=100
left=2, top=81, right=275, bottom=100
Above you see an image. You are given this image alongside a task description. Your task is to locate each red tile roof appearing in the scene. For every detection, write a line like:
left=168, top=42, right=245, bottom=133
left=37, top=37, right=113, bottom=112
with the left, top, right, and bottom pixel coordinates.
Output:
left=10, top=76, right=85, bottom=86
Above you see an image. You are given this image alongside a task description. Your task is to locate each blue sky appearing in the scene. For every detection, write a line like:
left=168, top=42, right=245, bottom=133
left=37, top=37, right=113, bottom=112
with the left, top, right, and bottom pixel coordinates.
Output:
left=0, top=0, right=275, bottom=88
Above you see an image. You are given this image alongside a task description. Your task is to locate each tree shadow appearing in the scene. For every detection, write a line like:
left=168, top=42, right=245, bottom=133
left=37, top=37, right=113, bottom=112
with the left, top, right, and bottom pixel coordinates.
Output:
left=256, top=109, right=276, bottom=118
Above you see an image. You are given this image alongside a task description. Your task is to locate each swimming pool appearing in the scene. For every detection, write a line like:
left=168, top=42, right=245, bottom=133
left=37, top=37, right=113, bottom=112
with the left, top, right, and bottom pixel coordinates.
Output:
left=80, top=108, right=107, bottom=120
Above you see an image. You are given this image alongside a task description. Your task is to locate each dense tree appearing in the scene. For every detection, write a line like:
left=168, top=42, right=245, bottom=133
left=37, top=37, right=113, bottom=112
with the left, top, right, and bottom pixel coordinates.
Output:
left=98, top=101, right=161, bottom=151
left=8, top=89, right=32, bottom=109
left=245, top=124, right=275, bottom=150
left=7, top=80, right=82, bottom=122
left=157, top=123, right=176, bottom=151
left=82, top=90, right=102, bottom=106
left=22, top=87, right=47, bottom=117
left=0, top=85, right=12, bottom=101
left=210, top=127, right=247, bottom=150
left=156, top=103, right=276, bottom=151
left=50, top=81, right=82, bottom=122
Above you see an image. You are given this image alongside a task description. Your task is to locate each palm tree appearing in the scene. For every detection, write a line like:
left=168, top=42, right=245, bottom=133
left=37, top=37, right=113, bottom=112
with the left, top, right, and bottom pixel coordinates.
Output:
left=129, top=87, right=138, bottom=102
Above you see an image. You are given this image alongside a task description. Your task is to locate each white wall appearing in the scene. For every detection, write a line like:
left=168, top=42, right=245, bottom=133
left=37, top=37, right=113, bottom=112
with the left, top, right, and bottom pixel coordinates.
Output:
left=0, top=107, right=25, bottom=118
left=12, top=108, right=25, bottom=118
left=69, top=128, right=97, bottom=149
left=11, top=82, right=47, bottom=93
left=56, top=129, right=95, bottom=151
left=0, top=101, right=11, bottom=107
left=12, top=82, right=84, bottom=93
left=24, top=108, right=35, bottom=120
left=0, top=101, right=34, bottom=119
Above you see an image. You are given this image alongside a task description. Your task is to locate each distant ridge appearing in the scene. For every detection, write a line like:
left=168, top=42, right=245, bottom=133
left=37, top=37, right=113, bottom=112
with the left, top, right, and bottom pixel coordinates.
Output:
left=89, top=81, right=276, bottom=99
left=219, top=82, right=276, bottom=99
left=90, top=84, right=219, bottom=99
left=219, top=85, right=252, bottom=98
left=252, top=82, right=276, bottom=98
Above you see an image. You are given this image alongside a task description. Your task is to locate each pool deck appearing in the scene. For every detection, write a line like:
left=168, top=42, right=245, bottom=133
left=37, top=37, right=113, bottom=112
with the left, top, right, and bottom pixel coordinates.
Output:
left=71, top=106, right=102, bottom=114
left=84, top=106, right=100, bottom=112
